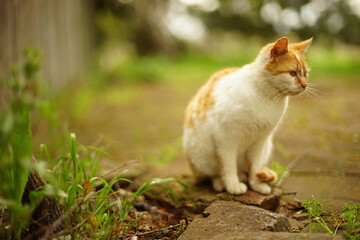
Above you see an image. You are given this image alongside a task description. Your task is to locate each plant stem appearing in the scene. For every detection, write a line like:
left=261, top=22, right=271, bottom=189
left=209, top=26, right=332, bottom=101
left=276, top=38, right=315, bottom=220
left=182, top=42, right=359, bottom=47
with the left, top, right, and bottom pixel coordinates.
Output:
left=316, top=218, right=333, bottom=235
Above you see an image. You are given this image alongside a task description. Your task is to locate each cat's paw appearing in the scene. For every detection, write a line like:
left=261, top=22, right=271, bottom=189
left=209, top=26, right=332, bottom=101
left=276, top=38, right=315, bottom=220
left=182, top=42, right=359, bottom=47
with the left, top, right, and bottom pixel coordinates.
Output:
left=212, top=177, right=225, bottom=192
left=250, top=182, right=271, bottom=195
left=225, top=182, right=247, bottom=195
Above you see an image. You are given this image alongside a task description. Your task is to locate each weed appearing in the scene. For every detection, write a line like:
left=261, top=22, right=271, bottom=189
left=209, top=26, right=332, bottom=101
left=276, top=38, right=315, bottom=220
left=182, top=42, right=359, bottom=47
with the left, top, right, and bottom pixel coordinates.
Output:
left=302, top=196, right=334, bottom=234
left=175, top=219, right=187, bottom=237
left=46, top=133, right=186, bottom=238
left=271, top=161, right=288, bottom=180
left=302, top=197, right=360, bottom=239
left=0, top=47, right=45, bottom=238
left=0, top=48, right=186, bottom=239
left=341, top=203, right=360, bottom=240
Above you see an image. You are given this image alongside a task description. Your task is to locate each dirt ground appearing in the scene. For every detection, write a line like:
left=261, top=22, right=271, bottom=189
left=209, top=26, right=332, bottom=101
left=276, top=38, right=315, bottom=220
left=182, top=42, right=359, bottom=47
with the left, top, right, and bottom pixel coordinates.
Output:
left=64, top=74, right=360, bottom=211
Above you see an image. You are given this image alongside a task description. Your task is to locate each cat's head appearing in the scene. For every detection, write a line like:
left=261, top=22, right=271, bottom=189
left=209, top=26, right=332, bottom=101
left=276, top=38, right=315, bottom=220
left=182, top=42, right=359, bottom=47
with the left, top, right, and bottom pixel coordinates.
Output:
left=257, top=37, right=313, bottom=96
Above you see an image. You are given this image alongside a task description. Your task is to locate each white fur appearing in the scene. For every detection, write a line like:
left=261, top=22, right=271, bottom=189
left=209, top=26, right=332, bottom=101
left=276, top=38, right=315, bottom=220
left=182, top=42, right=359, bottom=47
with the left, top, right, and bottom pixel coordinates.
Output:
left=183, top=51, right=306, bottom=195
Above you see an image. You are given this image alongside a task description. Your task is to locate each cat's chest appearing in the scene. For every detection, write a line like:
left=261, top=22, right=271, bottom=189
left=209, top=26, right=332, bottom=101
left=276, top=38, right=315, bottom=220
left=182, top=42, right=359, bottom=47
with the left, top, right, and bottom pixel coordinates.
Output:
left=212, top=92, right=288, bottom=133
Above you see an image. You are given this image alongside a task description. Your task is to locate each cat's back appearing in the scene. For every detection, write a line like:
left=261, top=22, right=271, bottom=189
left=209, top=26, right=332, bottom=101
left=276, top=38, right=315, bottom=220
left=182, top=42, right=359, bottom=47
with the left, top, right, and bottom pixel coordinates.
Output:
left=184, top=67, right=240, bottom=129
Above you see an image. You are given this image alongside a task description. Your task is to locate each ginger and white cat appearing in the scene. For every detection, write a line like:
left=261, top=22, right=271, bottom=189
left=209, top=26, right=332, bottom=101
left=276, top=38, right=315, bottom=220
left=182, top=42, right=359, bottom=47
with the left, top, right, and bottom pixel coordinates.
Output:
left=183, top=37, right=312, bottom=195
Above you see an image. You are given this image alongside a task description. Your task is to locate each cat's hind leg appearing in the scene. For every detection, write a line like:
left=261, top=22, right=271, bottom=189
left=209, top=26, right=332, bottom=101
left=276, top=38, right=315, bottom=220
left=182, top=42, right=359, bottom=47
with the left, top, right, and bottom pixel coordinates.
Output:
left=185, top=143, right=218, bottom=183
left=211, top=176, right=225, bottom=192
left=188, top=158, right=208, bottom=182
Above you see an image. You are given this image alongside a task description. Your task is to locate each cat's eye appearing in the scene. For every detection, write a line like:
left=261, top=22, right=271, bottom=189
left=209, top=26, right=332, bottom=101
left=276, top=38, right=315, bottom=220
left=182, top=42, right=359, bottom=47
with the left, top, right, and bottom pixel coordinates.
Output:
left=289, top=71, right=297, bottom=77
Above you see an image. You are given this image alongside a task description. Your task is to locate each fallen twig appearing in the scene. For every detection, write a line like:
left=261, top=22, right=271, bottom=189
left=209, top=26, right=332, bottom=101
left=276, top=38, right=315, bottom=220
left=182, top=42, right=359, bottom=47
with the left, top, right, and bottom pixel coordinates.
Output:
left=281, top=191, right=297, bottom=196
left=125, top=223, right=181, bottom=238
left=102, top=160, right=139, bottom=179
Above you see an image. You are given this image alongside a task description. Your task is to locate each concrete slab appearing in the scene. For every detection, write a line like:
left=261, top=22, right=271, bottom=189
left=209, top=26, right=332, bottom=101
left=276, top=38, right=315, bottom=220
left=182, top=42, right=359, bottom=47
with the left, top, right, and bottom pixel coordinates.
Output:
left=203, top=232, right=343, bottom=240
left=178, top=201, right=290, bottom=240
left=282, top=175, right=360, bottom=212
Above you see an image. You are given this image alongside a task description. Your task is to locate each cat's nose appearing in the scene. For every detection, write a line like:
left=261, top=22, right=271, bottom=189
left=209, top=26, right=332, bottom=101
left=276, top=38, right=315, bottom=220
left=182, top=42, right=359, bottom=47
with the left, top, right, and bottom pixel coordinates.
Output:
left=297, top=78, right=307, bottom=89
left=300, top=82, right=307, bottom=89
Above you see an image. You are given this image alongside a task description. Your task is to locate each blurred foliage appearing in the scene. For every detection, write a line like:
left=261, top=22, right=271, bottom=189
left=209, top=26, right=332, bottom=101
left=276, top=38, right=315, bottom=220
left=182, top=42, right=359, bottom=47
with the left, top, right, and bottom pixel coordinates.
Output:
left=0, top=48, right=185, bottom=239
left=341, top=203, right=360, bottom=240
left=94, top=0, right=360, bottom=59
left=0, top=48, right=43, bottom=238
left=88, top=0, right=360, bottom=88
left=0, top=47, right=63, bottom=239
left=196, top=0, right=360, bottom=45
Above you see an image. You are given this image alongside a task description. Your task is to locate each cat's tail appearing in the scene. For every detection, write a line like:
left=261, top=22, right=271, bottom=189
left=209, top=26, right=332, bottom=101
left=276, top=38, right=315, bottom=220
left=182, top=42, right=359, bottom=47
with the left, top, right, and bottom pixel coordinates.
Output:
left=255, top=167, right=278, bottom=183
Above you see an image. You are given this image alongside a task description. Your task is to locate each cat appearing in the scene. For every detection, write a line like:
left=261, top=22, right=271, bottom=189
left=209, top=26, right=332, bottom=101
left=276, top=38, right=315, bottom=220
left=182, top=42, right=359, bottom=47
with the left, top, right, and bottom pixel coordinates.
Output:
left=183, top=37, right=312, bottom=195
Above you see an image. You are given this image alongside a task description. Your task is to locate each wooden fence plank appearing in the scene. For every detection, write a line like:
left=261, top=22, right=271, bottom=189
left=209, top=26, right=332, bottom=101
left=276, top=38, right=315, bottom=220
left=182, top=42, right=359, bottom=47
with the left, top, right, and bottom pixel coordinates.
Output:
left=0, top=0, right=94, bottom=89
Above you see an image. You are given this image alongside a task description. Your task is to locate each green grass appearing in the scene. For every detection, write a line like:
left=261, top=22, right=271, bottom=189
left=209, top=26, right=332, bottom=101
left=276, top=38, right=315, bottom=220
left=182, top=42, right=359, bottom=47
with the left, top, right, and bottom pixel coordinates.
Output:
left=123, top=47, right=360, bottom=89
left=171, top=46, right=360, bottom=83
left=302, top=196, right=360, bottom=239
left=302, top=196, right=336, bottom=235
left=61, top=41, right=360, bottom=125
left=49, top=133, right=184, bottom=238
left=308, top=46, right=360, bottom=78
left=341, top=204, right=360, bottom=240
left=0, top=47, right=186, bottom=239
left=38, top=133, right=184, bottom=239
left=0, top=47, right=43, bottom=238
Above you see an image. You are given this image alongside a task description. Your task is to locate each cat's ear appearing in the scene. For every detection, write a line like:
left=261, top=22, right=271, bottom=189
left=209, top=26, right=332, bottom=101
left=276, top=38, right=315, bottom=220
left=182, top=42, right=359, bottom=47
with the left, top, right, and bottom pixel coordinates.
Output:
left=292, top=37, right=313, bottom=54
left=270, top=37, right=288, bottom=59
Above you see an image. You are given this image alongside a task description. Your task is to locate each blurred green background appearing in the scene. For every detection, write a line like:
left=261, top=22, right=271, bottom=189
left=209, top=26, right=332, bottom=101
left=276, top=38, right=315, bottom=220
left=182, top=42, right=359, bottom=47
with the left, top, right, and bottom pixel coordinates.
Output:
left=1, top=0, right=359, bottom=169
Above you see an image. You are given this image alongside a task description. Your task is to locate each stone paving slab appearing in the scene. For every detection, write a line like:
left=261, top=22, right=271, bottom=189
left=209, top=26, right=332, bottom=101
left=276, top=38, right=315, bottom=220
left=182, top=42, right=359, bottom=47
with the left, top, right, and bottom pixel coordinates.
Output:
left=178, top=200, right=345, bottom=240
left=178, top=200, right=291, bottom=240
left=282, top=175, right=360, bottom=212
left=203, top=232, right=343, bottom=240
left=140, top=149, right=360, bottom=213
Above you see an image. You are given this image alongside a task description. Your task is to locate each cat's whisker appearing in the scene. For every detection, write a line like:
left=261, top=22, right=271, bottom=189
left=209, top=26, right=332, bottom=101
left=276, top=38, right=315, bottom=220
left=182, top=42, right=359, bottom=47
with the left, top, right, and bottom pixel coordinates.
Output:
left=277, top=89, right=290, bottom=102
left=306, top=86, right=326, bottom=98
left=305, top=87, right=319, bottom=96
left=304, top=87, right=325, bottom=103
left=266, top=89, right=279, bottom=101
left=307, top=87, right=327, bottom=96
left=273, top=94, right=283, bottom=103
left=307, top=82, right=318, bottom=87
left=306, top=84, right=322, bottom=91
left=271, top=91, right=282, bottom=102
left=275, top=91, right=288, bottom=102
left=268, top=87, right=288, bottom=103
left=304, top=91, right=317, bottom=101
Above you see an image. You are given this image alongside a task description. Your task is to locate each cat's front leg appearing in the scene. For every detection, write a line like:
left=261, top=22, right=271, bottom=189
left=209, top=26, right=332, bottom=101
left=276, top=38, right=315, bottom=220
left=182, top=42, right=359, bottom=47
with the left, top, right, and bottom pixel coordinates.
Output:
left=247, top=137, right=273, bottom=195
left=217, top=145, right=247, bottom=195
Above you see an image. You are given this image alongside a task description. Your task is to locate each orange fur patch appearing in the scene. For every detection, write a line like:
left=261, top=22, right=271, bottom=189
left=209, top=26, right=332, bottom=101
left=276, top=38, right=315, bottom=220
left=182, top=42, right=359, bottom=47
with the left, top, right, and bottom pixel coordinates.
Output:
left=184, top=67, right=239, bottom=128
left=256, top=167, right=278, bottom=183
left=256, top=172, right=275, bottom=182
left=265, top=47, right=309, bottom=77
